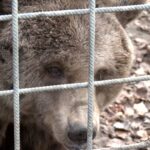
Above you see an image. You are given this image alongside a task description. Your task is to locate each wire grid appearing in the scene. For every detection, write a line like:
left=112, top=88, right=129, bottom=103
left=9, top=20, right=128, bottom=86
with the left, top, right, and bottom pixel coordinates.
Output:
left=0, top=1, right=150, bottom=150
left=12, top=0, right=20, bottom=150
left=87, top=0, right=96, bottom=149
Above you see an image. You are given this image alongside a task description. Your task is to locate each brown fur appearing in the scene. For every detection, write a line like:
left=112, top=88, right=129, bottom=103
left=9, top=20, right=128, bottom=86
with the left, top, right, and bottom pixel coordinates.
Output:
left=0, top=0, right=147, bottom=149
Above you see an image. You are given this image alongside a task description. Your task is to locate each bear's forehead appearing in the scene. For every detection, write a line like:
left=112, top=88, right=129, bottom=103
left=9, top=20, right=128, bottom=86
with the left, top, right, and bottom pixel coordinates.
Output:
left=0, top=1, right=122, bottom=72
left=19, top=14, right=118, bottom=51
left=16, top=13, right=120, bottom=72
left=19, top=0, right=104, bottom=10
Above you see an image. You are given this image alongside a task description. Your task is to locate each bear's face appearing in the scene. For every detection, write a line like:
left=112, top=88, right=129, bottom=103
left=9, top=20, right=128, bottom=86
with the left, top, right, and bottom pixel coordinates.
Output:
left=0, top=0, right=137, bottom=149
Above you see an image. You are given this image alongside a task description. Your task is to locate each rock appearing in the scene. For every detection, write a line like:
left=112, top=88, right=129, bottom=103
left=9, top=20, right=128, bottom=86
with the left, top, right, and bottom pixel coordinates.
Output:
left=113, top=122, right=130, bottom=131
left=147, top=44, right=150, bottom=51
left=131, top=121, right=141, bottom=130
left=136, top=85, right=148, bottom=99
left=134, top=38, right=148, bottom=49
left=133, top=102, right=148, bottom=116
left=106, top=138, right=124, bottom=147
left=125, top=107, right=135, bottom=117
left=141, top=63, right=150, bottom=74
left=115, top=130, right=129, bottom=140
left=145, top=113, right=150, bottom=119
left=114, top=112, right=125, bottom=121
left=134, top=67, right=145, bottom=75
left=136, top=130, right=149, bottom=140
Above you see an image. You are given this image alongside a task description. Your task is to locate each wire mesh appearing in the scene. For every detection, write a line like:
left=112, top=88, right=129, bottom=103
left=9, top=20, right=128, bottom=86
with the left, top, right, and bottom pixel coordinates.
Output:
left=12, top=0, right=20, bottom=150
left=0, top=0, right=150, bottom=150
left=87, top=0, right=96, bottom=149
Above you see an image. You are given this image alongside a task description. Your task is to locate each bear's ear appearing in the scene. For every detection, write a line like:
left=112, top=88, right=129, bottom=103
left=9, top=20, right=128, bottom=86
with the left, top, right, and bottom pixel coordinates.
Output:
left=98, top=0, right=149, bottom=27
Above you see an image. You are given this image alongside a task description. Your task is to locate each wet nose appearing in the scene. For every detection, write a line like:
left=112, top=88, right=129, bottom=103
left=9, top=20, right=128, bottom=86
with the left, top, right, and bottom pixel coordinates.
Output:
left=68, top=123, right=96, bottom=144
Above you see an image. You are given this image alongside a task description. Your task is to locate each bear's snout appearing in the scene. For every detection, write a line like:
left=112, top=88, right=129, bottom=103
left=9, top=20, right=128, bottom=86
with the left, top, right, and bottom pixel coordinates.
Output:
left=67, top=106, right=99, bottom=145
left=68, top=121, right=97, bottom=144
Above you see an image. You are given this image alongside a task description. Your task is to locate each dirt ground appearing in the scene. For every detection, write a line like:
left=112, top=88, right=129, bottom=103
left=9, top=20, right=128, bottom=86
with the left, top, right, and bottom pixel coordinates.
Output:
left=100, top=11, right=150, bottom=149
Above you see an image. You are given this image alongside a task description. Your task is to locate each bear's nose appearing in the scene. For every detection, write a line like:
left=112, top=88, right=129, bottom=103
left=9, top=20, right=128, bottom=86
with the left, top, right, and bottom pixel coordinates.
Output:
left=68, top=123, right=96, bottom=144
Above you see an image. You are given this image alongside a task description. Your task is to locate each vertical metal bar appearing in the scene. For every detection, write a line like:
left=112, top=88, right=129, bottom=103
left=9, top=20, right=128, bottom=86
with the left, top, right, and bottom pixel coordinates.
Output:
left=87, top=0, right=96, bottom=150
left=12, top=0, right=20, bottom=150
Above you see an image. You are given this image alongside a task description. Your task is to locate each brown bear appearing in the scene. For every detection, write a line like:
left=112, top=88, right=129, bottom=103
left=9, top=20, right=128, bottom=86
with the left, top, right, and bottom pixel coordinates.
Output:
left=0, top=0, right=148, bottom=149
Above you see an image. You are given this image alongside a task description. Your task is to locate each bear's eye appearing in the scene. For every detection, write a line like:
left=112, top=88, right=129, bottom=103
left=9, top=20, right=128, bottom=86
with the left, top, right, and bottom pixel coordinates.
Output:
left=95, top=69, right=113, bottom=81
left=47, top=66, right=64, bottom=78
left=10, top=84, right=13, bottom=89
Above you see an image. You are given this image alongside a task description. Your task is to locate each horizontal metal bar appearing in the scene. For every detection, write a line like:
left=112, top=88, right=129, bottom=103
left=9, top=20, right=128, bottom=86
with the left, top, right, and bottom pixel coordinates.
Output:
left=0, top=75, right=150, bottom=96
left=0, top=3, right=150, bottom=21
